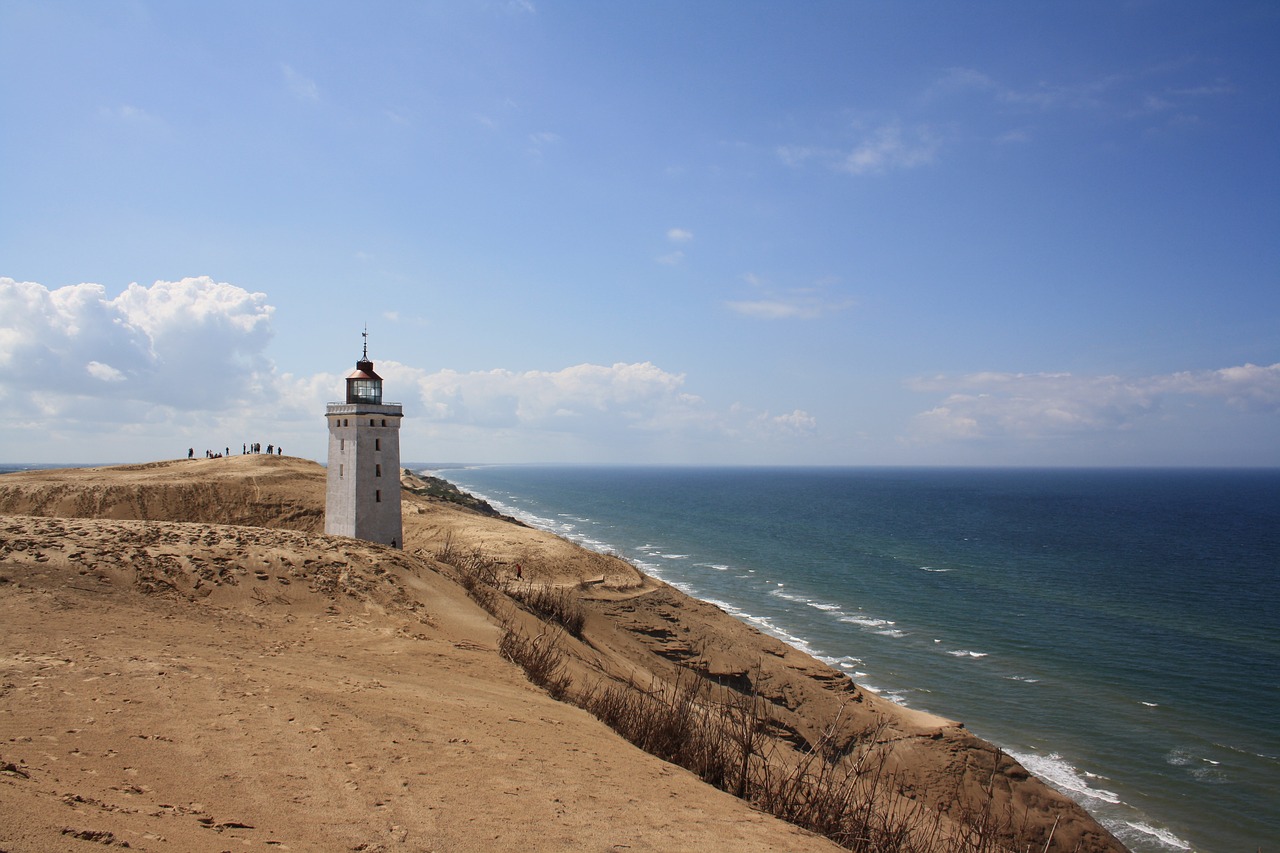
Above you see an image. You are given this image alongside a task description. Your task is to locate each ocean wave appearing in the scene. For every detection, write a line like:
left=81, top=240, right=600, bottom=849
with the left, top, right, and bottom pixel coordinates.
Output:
left=701, top=598, right=822, bottom=658
left=817, top=654, right=863, bottom=671
left=860, top=683, right=911, bottom=705
left=1213, top=741, right=1280, bottom=763
left=768, top=588, right=845, bottom=614
left=1117, top=821, right=1192, bottom=851
left=1006, top=749, right=1121, bottom=805
left=1166, top=749, right=1228, bottom=783
left=838, top=613, right=908, bottom=638
left=920, top=566, right=952, bottom=572
left=837, top=614, right=893, bottom=628
left=947, top=649, right=989, bottom=658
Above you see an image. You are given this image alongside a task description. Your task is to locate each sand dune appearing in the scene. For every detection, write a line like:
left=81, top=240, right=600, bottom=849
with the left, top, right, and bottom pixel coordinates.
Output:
left=0, top=457, right=1125, bottom=852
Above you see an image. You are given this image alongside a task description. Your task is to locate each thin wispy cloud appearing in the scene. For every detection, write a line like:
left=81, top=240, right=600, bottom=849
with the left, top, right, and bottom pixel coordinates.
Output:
left=527, top=130, right=562, bottom=160
left=727, top=275, right=854, bottom=320
left=907, top=365, right=1280, bottom=443
left=281, top=63, right=320, bottom=102
left=100, top=104, right=161, bottom=123
left=838, top=123, right=940, bottom=175
left=778, top=122, right=940, bottom=176
left=656, top=228, right=692, bottom=265
left=930, top=64, right=1235, bottom=130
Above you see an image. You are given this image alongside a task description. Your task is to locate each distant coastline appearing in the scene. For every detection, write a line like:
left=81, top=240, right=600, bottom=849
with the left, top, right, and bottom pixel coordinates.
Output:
left=434, top=463, right=1280, bottom=852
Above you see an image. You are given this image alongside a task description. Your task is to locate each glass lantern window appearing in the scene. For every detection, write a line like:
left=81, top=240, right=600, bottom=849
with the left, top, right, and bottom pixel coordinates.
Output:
left=348, top=378, right=382, bottom=404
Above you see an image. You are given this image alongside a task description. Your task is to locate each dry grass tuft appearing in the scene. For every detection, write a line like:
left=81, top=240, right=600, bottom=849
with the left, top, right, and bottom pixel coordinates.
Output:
left=498, top=621, right=573, bottom=701
left=503, top=581, right=586, bottom=637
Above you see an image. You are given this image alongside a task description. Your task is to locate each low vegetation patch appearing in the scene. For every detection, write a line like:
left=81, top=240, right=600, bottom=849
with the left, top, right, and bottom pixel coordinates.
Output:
left=503, top=581, right=586, bottom=637
left=404, top=473, right=521, bottom=522
left=432, top=539, right=1035, bottom=853
left=497, top=621, right=573, bottom=701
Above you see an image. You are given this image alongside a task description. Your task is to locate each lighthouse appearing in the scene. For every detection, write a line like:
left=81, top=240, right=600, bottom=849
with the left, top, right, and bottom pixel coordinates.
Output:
left=324, top=332, right=403, bottom=548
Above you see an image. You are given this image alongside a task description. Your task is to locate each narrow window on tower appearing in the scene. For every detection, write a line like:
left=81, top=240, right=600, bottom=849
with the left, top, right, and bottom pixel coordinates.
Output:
left=370, top=418, right=376, bottom=427
left=339, top=464, right=344, bottom=478
left=376, top=464, right=381, bottom=477
left=382, top=419, right=387, bottom=427
left=375, top=490, right=381, bottom=502
left=339, top=438, right=345, bottom=451
left=375, top=438, right=380, bottom=451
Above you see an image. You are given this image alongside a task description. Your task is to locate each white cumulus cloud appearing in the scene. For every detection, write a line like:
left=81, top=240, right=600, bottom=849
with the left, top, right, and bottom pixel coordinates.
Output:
left=0, top=276, right=275, bottom=414
left=1, top=277, right=817, bottom=462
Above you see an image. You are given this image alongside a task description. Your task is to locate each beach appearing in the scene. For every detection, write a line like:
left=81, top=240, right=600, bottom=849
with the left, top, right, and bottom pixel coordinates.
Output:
left=0, top=456, right=1124, bottom=851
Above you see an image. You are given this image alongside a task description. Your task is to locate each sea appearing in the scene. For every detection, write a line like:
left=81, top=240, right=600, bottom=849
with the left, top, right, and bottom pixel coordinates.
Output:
left=426, top=465, right=1279, bottom=853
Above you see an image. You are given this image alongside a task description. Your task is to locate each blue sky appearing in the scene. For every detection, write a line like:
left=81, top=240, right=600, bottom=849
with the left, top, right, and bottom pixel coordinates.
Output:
left=2, top=1, right=1278, bottom=466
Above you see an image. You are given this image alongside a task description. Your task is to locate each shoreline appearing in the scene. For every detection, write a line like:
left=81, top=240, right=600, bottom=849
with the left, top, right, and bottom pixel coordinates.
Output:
left=430, top=466, right=1199, bottom=853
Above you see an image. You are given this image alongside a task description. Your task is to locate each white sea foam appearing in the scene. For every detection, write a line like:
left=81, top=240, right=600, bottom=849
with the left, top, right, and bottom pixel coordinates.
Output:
left=838, top=614, right=892, bottom=628
left=768, top=588, right=845, bottom=614
left=700, top=598, right=821, bottom=658
left=920, top=566, right=952, bottom=572
left=947, top=649, right=989, bottom=658
left=1118, top=821, right=1192, bottom=851
left=1006, top=750, right=1121, bottom=805
left=1004, top=675, right=1040, bottom=683
left=856, top=681, right=911, bottom=705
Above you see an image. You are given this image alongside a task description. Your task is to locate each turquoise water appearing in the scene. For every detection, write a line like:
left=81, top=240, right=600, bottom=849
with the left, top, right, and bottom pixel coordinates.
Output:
left=430, top=465, right=1280, bottom=853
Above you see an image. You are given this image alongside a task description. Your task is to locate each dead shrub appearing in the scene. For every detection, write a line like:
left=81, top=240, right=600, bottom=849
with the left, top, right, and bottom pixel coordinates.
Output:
left=504, top=582, right=586, bottom=637
left=498, top=622, right=573, bottom=700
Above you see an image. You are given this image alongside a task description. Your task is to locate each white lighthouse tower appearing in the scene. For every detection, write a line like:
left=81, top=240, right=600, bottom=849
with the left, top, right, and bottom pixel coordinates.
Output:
left=324, top=332, right=403, bottom=548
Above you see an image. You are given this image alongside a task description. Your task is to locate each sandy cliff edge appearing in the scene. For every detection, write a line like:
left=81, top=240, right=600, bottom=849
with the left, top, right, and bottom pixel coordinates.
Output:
left=0, top=457, right=1127, bottom=852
